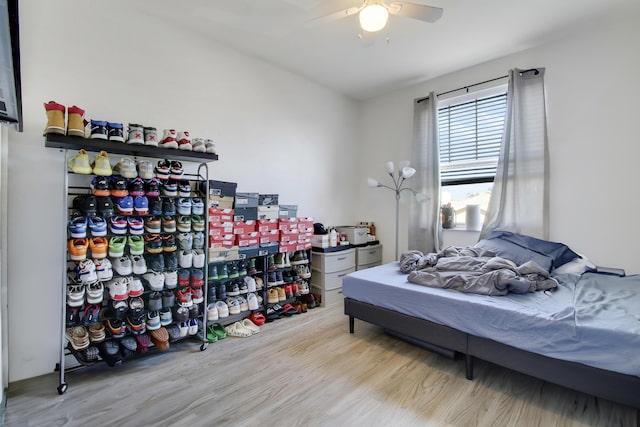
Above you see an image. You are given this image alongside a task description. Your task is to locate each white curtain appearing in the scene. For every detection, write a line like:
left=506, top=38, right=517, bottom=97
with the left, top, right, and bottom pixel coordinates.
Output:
left=480, top=68, right=549, bottom=240
left=409, top=92, right=441, bottom=254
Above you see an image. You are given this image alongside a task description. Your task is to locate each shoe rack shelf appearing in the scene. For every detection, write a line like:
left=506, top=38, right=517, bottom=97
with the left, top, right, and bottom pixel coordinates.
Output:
left=45, top=134, right=219, bottom=163
left=52, top=139, right=214, bottom=395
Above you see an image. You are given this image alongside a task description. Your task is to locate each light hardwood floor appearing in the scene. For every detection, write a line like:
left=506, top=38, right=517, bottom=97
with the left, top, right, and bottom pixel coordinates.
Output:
left=4, top=303, right=638, bottom=427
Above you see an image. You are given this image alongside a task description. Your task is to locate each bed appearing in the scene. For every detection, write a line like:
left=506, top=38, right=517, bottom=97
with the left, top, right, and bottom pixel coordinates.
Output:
left=342, top=232, right=640, bottom=411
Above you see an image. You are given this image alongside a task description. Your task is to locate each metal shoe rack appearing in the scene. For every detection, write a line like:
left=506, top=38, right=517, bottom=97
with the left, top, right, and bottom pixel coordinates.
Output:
left=45, top=134, right=218, bottom=395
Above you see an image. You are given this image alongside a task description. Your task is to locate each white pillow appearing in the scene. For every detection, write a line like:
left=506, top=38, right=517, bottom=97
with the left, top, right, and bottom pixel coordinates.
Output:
left=552, top=253, right=595, bottom=275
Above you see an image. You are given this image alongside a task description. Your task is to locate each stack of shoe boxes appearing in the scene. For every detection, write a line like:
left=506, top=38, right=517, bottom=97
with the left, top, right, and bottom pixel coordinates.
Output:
left=278, top=218, right=314, bottom=253
left=257, top=194, right=279, bottom=220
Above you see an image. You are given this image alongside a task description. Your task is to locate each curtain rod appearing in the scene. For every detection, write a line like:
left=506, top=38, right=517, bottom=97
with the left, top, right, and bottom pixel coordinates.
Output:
left=416, top=68, right=539, bottom=104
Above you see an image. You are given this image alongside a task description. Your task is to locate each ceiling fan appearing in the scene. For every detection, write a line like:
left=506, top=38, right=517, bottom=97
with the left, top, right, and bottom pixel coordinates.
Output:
left=310, top=1, right=443, bottom=33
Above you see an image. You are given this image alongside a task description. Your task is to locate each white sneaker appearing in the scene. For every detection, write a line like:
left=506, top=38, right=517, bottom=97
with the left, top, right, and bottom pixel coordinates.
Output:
left=144, top=127, right=158, bottom=146
left=227, top=297, right=241, bottom=315
left=192, top=137, right=206, bottom=153
left=143, top=271, right=164, bottom=291
left=112, top=256, right=133, bottom=276
left=244, top=276, right=257, bottom=293
left=188, top=318, right=198, bottom=335
left=178, top=250, right=193, bottom=268
left=163, top=270, right=178, bottom=289
left=207, top=303, right=218, bottom=321
left=131, top=255, right=147, bottom=275
left=159, top=129, right=178, bottom=149
left=113, top=157, right=137, bottom=179
left=127, top=124, right=144, bottom=145
left=137, top=160, right=154, bottom=180
left=247, top=293, right=259, bottom=310
left=76, top=259, right=97, bottom=283
left=177, top=233, right=193, bottom=251
left=128, top=277, right=144, bottom=297
left=192, top=249, right=205, bottom=268
left=160, top=308, right=173, bottom=326
left=179, top=321, right=189, bottom=337
left=106, top=277, right=128, bottom=300
left=192, top=232, right=205, bottom=249
left=216, top=300, right=229, bottom=318
left=86, top=281, right=104, bottom=304
left=177, top=131, right=192, bottom=151
left=205, top=139, right=216, bottom=154
left=95, top=258, right=113, bottom=281
left=237, top=296, right=249, bottom=312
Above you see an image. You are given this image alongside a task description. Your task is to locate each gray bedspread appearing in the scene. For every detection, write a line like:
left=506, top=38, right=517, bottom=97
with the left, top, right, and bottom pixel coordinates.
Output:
left=402, top=247, right=558, bottom=296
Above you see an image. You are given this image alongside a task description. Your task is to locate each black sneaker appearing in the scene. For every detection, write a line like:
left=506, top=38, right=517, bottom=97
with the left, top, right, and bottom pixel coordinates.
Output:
left=164, top=252, right=178, bottom=270
left=155, top=160, right=170, bottom=180
left=226, top=281, right=240, bottom=296
left=217, top=283, right=227, bottom=300
left=110, top=176, right=129, bottom=197
left=208, top=285, right=217, bottom=302
left=162, top=198, right=176, bottom=216
left=107, top=122, right=124, bottom=142
left=178, top=180, right=191, bottom=197
left=145, top=178, right=160, bottom=197
left=90, top=120, right=108, bottom=140
left=148, top=197, right=162, bottom=215
left=128, top=177, right=145, bottom=196
left=96, top=197, right=114, bottom=218
left=144, top=252, right=165, bottom=272
left=73, top=195, right=97, bottom=216
left=237, top=260, right=247, bottom=276
left=170, top=161, right=183, bottom=180
left=91, top=176, right=111, bottom=197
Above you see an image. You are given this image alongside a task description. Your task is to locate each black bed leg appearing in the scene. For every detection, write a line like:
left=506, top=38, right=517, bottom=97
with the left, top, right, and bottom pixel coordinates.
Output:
left=465, top=354, right=474, bottom=380
left=349, top=316, right=354, bottom=334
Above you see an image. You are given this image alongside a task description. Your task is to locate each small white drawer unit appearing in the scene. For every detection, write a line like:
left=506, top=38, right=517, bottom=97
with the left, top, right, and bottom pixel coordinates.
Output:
left=311, top=248, right=355, bottom=307
left=356, top=244, right=383, bottom=270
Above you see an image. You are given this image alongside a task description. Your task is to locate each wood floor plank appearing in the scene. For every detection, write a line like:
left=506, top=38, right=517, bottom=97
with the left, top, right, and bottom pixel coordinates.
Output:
left=3, top=303, right=637, bottom=427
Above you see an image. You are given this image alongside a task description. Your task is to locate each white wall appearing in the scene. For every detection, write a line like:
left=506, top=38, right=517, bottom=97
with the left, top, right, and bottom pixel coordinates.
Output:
left=358, top=2, right=640, bottom=271
left=7, top=1, right=359, bottom=381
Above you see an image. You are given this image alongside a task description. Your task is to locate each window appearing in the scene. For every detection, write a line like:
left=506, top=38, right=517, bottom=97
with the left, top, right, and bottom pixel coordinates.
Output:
left=438, top=86, right=507, bottom=229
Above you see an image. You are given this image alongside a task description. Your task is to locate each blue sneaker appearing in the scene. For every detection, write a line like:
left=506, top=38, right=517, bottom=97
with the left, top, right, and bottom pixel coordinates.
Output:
left=177, top=198, right=191, bottom=215
left=107, top=122, right=124, bottom=142
left=90, top=119, right=108, bottom=140
left=109, top=216, right=128, bottom=235
left=178, top=180, right=191, bottom=197
left=161, top=181, right=177, bottom=197
left=69, top=215, right=87, bottom=238
left=87, top=216, right=107, bottom=237
left=134, top=196, right=149, bottom=215
left=191, top=198, right=204, bottom=215
left=115, top=196, right=134, bottom=215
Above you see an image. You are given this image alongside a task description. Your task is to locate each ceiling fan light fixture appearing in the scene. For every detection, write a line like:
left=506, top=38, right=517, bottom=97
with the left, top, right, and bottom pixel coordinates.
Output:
left=359, top=4, right=389, bottom=32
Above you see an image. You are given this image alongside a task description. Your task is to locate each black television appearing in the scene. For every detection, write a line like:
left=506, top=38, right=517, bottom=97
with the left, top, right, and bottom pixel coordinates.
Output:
left=0, top=0, right=21, bottom=132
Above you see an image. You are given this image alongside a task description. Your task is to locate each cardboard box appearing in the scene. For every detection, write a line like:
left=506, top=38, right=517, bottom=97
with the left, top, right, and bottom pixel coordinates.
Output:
left=280, top=229, right=300, bottom=242
left=278, top=217, right=298, bottom=231
left=258, top=194, right=279, bottom=206
left=233, top=220, right=257, bottom=235
left=209, top=222, right=234, bottom=236
left=201, top=180, right=237, bottom=197
left=278, top=205, right=298, bottom=218
left=235, top=192, right=259, bottom=208
left=235, top=231, right=260, bottom=247
left=233, top=207, right=258, bottom=222
left=208, top=208, right=234, bottom=223
left=256, top=219, right=279, bottom=232
left=336, top=226, right=369, bottom=246
left=312, top=234, right=330, bottom=248
left=257, top=205, right=279, bottom=220
left=208, top=246, right=240, bottom=262
left=298, top=217, right=314, bottom=229
left=207, top=195, right=234, bottom=209
left=259, top=230, right=280, bottom=244
left=209, top=234, right=235, bottom=247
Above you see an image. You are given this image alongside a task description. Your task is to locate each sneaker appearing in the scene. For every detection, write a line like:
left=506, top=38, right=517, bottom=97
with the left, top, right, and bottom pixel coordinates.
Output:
left=217, top=283, right=227, bottom=300
left=97, top=197, right=114, bottom=218
left=218, top=263, right=229, bottom=280
left=238, top=279, right=248, bottom=294
left=146, top=311, right=161, bottom=331
left=145, top=178, right=161, bottom=197
left=43, top=100, right=66, bottom=135
left=178, top=250, right=193, bottom=268
left=143, top=271, right=165, bottom=291
left=177, top=215, right=191, bottom=232
left=110, top=176, right=129, bottom=197
left=162, top=198, right=176, bottom=216
left=192, top=232, right=205, bottom=250
left=267, top=271, right=277, bottom=287
left=226, top=281, right=240, bottom=297
left=237, top=295, right=249, bottom=312
left=267, top=254, right=276, bottom=271
left=67, top=283, right=85, bottom=307
left=128, top=177, right=145, bottom=196
left=162, top=290, right=175, bottom=308
left=192, top=137, right=206, bottom=153
left=127, top=216, right=145, bottom=236
left=178, top=321, right=189, bottom=337
left=89, top=237, right=108, bottom=259
left=143, top=217, right=160, bottom=235
left=163, top=270, right=178, bottom=289
left=161, top=180, right=178, bottom=197
left=107, top=122, right=124, bottom=142
left=131, top=254, right=147, bottom=274
left=298, top=281, right=310, bottom=295
left=110, top=299, right=128, bottom=319
left=106, top=277, right=128, bottom=301
left=163, top=234, right=177, bottom=252
left=73, top=195, right=97, bottom=216
left=178, top=180, right=191, bottom=197
left=147, top=292, right=163, bottom=311
left=226, top=297, right=241, bottom=315
left=169, top=161, right=183, bottom=180
left=148, top=197, right=163, bottom=216
left=275, top=253, right=286, bottom=268
left=68, top=238, right=89, bottom=261
left=126, top=123, right=144, bottom=145
left=68, top=216, right=87, bottom=238
left=95, top=258, right=113, bottom=281
left=205, top=139, right=216, bottom=154
left=291, top=250, right=309, bottom=265
left=247, top=293, right=259, bottom=310
left=113, top=157, right=137, bottom=179
left=162, top=216, right=176, bottom=233
left=160, top=308, right=173, bottom=326
left=227, top=262, right=239, bottom=279
left=284, top=284, right=293, bottom=299
left=177, top=198, right=191, bottom=215
left=191, top=286, right=204, bottom=304
left=177, top=233, right=193, bottom=251
left=90, top=120, right=108, bottom=140
left=207, top=303, right=219, bottom=321
left=192, top=249, right=205, bottom=269
left=137, top=160, right=155, bottom=180
left=176, top=287, right=193, bottom=307
left=144, top=126, right=158, bottom=146
left=112, top=256, right=133, bottom=276
left=215, top=300, right=229, bottom=318
left=190, top=268, right=204, bottom=288
left=208, top=264, right=219, bottom=281
left=126, top=313, right=146, bottom=335
left=159, top=129, right=178, bottom=149
left=164, top=251, right=178, bottom=270
left=178, top=268, right=190, bottom=287
left=191, top=215, right=204, bottom=232
left=177, top=131, right=192, bottom=151
left=293, top=264, right=311, bottom=279
left=276, top=271, right=284, bottom=286
left=91, top=176, right=111, bottom=197
left=144, top=234, right=163, bottom=254
left=191, top=198, right=204, bottom=215
left=144, top=253, right=165, bottom=272
left=208, top=285, right=217, bottom=302
left=247, top=258, right=257, bottom=275
left=109, top=216, right=128, bottom=235
left=155, top=160, right=171, bottom=181
left=244, top=275, right=257, bottom=293
left=115, top=196, right=134, bottom=215
left=133, top=196, right=149, bottom=215
left=277, top=286, right=286, bottom=301
left=128, top=277, right=144, bottom=297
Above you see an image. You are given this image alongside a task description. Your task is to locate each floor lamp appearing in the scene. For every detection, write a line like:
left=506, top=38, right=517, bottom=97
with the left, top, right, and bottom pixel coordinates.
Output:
left=368, top=161, right=418, bottom=261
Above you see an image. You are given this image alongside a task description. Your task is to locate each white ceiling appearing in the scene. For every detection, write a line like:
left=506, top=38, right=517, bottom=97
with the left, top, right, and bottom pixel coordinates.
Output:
left=136, top=0, right=631, bottom=100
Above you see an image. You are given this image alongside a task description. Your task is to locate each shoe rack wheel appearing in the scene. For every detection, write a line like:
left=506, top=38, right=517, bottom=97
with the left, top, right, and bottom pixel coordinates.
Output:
left=57, top=383, right=68, bottom=395
left=200, top=342, right=208, bottom=351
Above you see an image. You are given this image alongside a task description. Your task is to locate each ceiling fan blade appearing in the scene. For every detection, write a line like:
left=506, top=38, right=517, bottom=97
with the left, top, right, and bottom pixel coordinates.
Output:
left=306, top=5, right=362, bottom=27
left=388, top=2, right=443, bottom=23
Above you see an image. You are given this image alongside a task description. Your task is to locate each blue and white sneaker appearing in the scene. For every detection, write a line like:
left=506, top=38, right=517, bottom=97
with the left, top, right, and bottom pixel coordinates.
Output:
left=87, top=216, right=107, bottom=237
left=161, top=180, right=177, bottom=197
left=178, top=180, right=191, bottom=197
left=69, top=216, right=87, bottom=238
left=128, top=216, right=145, bottom=235
left=177, top=198, right=191, bottom=215
left=90, top=120, right=108, bottom=140
left=134, top=196, right=149, bottom=215
left=115, top=196, right=134, bottom=215
left=191, top=198, right=204, bottom=215
left=192, top=232, right=205, bottom=250
left=109, top=216, right=128, bottom=235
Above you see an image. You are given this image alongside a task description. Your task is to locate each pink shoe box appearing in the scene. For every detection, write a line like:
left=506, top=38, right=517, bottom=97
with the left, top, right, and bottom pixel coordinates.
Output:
left=280, top=229, right=300, bottom=242
left=279, top=241, right=311, bottom=253
left=235, top=232, right=260, bottom=247
left=256, top=219, right=278, bottom=232
left=259, top=230, right=280, bottom=244
left=209, top=221, right=234, bottom=236
left=209, top=234, right=235, bottom=248
left=233, top=220, right=257, bottom=235
left=278, top=218, right=298, bottom=231
left=208, top=208, right=234, bottom=223
left=298, top=217, right=313, bottom=229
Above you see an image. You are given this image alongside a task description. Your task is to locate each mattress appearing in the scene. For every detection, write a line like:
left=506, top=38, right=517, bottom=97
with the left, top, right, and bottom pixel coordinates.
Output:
left=342, top=262, right=640, bottom=376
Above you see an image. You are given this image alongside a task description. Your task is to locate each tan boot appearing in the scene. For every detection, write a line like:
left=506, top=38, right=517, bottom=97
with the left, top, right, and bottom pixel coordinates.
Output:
left=43, top=101, right=65, bottom=136
left=67, top=105, right=87, bottom=137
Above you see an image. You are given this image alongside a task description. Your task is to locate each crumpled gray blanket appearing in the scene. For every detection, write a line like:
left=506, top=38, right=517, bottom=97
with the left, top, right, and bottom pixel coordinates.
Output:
left=400, top=247, right=558, bottom=296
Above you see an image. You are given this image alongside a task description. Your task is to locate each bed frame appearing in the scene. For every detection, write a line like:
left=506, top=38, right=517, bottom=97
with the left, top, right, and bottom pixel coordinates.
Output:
left=344, top=297, right=640, bottom=413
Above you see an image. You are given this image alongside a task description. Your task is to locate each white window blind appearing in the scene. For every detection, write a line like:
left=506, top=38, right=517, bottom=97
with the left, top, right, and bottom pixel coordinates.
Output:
left=438, top=92, right=507, bottom=185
